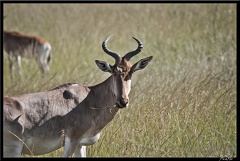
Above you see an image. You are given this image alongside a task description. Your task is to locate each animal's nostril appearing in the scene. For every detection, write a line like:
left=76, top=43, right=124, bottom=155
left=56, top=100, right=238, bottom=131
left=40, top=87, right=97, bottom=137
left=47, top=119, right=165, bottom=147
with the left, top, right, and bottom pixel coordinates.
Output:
left=120, top=98, right=128, bottom=106
left=125, top=99, right=129, bottom=104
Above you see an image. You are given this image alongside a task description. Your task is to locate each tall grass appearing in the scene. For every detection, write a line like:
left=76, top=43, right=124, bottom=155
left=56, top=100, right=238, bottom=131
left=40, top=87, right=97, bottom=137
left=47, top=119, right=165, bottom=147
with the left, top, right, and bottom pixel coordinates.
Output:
left=3, top=3, right=236, bottom=157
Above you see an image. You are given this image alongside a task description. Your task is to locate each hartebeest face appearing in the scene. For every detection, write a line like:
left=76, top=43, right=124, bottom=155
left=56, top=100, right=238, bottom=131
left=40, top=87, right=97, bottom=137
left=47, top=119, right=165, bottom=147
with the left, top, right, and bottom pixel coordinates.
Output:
left=95, top=35, right=153, bottom=108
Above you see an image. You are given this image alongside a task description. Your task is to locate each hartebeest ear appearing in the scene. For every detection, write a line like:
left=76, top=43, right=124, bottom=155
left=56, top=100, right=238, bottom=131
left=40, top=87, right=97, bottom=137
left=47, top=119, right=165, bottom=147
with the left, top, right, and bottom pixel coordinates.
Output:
left=131, top=56, right=153, bottom=73
left=95, top=60, right=112, bottom=73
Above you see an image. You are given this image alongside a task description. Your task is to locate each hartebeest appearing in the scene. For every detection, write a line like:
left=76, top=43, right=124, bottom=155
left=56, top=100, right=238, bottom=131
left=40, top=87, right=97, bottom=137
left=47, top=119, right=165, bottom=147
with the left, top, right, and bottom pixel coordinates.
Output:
left=3, top=35, right=153, bottom=157
left=3, top=17, right=52, bottom=81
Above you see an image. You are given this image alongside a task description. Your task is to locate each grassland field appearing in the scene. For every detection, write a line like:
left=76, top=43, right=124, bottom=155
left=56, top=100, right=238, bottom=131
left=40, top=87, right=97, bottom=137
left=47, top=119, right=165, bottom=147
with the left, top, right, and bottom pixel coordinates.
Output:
left=3, top=3, right=236, bottom=157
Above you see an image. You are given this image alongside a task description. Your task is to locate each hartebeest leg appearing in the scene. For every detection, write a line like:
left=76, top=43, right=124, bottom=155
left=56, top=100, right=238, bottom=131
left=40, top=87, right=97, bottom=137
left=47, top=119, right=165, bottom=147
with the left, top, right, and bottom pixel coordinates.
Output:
left=62, top=137, right=78, bottom=157
left=16, top=55, right=23, bottom=80
left=37, top=42, right=51, bottom=74
left=74, top=144, right=86, bottom=157
left=7, top=52, right=23, bottom=81
left=37, top=59, right=47, bottom=74
left=8, top=52, right=16, bottom=81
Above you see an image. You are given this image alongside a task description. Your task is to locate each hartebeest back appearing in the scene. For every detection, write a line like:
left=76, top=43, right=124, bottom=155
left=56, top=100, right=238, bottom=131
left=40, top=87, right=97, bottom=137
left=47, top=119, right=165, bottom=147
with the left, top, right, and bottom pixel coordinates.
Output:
left=3, top=35, right=153, bottom=157
left=3, top=17, right=52, bottom=81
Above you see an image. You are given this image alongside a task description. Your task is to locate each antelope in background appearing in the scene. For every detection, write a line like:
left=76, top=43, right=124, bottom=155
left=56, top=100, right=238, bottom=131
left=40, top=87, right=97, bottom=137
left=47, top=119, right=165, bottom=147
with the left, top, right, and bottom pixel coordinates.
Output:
left=3, top=16, right=52, bottom=81
left=3, top=35, right=153, bottom=157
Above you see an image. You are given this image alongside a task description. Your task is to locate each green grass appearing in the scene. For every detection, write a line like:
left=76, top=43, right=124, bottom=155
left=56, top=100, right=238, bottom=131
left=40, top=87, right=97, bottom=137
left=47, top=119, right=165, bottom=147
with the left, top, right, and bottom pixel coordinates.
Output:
left=3, top=3, right=236, bottom=157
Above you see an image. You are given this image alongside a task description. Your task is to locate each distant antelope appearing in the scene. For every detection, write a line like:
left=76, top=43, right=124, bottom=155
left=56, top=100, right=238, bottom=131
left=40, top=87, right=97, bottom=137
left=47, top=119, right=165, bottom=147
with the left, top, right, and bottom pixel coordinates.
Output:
left=3, top=17, right=52, bottom=81
left=3, top=35, right=153, bottom=157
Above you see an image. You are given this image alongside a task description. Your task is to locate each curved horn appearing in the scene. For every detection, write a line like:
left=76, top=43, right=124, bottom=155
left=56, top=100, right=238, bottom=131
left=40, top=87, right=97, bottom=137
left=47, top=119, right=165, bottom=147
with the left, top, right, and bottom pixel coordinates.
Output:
left=123, top=37, right=143, bottom=61
left=102, top=35, right=121, bottom=64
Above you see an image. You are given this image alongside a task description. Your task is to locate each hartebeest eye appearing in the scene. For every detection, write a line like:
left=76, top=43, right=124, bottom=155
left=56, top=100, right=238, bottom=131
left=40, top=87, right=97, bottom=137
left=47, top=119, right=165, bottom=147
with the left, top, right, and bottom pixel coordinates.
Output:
left=116, top=68, right=124, bottom=75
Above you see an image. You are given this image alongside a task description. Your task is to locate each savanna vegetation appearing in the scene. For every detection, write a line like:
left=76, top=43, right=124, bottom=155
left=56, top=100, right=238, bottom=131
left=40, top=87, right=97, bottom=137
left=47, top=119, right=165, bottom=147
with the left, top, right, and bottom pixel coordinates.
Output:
left=3, top=3, right=236, bottom=157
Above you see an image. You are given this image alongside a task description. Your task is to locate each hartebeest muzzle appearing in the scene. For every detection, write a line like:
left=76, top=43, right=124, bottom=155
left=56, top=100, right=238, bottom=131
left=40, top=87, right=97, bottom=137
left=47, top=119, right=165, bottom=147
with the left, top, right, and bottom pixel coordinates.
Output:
left=117, top=98, right=129, bottom=108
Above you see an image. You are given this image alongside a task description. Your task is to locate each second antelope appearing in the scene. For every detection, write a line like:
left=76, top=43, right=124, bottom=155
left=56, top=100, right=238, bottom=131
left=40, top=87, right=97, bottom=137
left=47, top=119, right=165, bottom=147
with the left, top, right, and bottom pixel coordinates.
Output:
left=3, top=17, right=52, bottom=81
left=3, top=35, right=153, bottom=157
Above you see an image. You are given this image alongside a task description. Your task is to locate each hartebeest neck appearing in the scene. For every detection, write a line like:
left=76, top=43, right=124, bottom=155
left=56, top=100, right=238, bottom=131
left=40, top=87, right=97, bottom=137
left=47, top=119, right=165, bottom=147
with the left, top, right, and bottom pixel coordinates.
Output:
left=87, top=75, right=119, bottom=113
left=64, top=76, right=120, bottom=134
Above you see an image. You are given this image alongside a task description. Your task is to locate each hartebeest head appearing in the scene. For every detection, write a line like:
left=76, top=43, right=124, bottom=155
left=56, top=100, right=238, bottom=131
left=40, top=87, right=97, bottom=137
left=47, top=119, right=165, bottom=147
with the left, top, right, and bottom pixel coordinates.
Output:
left=95, top=35, right=153, bottom=108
